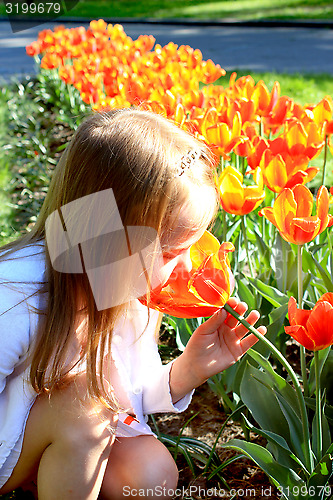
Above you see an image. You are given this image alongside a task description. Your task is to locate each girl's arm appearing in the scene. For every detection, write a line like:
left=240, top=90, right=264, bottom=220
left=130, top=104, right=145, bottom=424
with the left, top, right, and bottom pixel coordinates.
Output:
left=169, top=298, right=267, bottom=403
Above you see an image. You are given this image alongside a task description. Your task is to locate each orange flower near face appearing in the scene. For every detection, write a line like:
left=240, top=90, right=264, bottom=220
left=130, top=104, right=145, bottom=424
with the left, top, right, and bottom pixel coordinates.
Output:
left=140, top=232, right=235, bottom=318
left=285, top=294, right=333, bottom=351
left=259, top=184, right=333, bottom=245
left=217, top=165, right=265, bottom=215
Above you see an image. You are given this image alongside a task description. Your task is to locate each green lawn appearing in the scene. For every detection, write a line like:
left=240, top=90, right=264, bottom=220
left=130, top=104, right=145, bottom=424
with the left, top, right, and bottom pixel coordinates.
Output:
left=1, top=0, right=333, bottom=20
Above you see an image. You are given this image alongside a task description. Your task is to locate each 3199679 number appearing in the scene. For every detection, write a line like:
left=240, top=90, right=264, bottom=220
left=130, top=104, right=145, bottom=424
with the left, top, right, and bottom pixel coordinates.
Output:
left=6, top=2, right=61, bottom=15
left=277, top=485, right=332, bottom=497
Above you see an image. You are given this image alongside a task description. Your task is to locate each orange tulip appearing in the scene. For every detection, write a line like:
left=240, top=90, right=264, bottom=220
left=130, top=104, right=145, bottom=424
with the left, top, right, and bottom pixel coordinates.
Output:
left=258, top=147, right=319, bottom=193
left=217, top=165, right=265, bottom=215
left=201, top=112, right=243, bottom=160
left=259, top=184, right=333, bottom=245
left=140, top=232, right=235, bottom=318
left=285, top=119, right=324, bottom=160
left=285, top=294, right=333, bottom=351
left=26, top=41, right=41, bottom=56
left=263, top=95, right=294, bottom=134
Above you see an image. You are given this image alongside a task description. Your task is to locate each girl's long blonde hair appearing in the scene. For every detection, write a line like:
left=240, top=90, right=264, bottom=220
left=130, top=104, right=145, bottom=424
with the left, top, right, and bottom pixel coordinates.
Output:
left=1, top=108, right=219, bottom=409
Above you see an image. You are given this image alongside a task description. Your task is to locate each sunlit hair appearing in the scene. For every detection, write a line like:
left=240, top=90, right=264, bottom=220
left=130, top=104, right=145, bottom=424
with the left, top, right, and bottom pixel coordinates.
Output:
left=0, top=108, right=219, bottom=410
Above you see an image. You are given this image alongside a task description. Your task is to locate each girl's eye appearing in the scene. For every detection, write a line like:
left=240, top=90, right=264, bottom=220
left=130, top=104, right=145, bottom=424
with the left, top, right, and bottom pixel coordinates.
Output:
left=163, top=252, right=177, bottom=261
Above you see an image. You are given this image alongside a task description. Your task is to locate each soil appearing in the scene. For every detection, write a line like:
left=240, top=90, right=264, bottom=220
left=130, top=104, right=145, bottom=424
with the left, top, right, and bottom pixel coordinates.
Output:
left=151, top=383, right=280, bottom=500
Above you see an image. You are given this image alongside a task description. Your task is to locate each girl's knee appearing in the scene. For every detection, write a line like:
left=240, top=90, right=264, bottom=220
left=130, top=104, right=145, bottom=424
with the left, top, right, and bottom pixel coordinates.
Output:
left=101, top=436, right=179, bottom=499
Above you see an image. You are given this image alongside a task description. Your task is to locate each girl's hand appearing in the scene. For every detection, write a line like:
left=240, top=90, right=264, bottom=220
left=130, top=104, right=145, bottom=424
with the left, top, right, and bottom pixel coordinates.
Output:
left=169, top=297, right=267, bottom=403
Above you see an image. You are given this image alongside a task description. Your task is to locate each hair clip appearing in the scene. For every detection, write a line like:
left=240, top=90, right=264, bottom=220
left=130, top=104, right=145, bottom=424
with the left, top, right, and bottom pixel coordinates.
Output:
left=177, top=149, right=201, bottom=176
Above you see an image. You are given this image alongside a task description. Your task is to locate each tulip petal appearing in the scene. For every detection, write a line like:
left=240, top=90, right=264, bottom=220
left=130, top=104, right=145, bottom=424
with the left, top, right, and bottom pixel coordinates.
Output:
left=293, top=184, right=313, bottom=218
left=317, top=292, right=333, bottom=307
left=274, top=188, right=296, bottom=236
left=219, top=172, right=245, bottom=214
left=306, top=301, right=333, bottom=350
left=258, top=207, right=277, bottom=227
left=285, top=325, right=316, bottom=350
left=291, top=216, right=320, bottom=244
left=284, top=170, right=308, bottom=189
left=190, top=231, right=220, bottom=269
left=264, top=155, right=288, bottom=192
left=316, top=185, right=330, bottom=234
left=288, top=296, right=311, bottom=327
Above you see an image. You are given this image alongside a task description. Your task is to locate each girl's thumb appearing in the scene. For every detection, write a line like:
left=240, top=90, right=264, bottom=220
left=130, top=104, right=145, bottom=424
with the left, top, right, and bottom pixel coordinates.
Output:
left=195, top=307, right=227, bottom=335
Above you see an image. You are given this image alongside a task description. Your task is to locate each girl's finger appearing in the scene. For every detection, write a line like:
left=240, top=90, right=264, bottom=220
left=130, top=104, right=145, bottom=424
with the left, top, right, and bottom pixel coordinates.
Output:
left=196, top=307, right=227, bottom=335
left=234, top=310, right=261, bottom=339
left=237, top=325, right=267, bottom=353
left=224, top=300, right=248, bottom=329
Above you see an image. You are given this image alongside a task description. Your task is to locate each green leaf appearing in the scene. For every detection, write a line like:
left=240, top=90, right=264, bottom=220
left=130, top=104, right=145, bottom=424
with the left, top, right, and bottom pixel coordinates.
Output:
left=269, top=302, right=288, bottom=324
left=264, top=302, right=288, bottom=349
left=168, top=317, right=192, bottom=351
left=306, top=251, right=333, bottom=292
left=307, top=446, right=333, bottom=494
left=312, top=399, right=332, bottom=460
left=240, top=361, right=291, bottom=440
left=254, top=228, right=271, bottom=268
left=274, top=233, right=297, bottom=293
left=274, top=391, right=308, bottom=468
left=309, top=349, right=333, bottom=397
left=305, top=398, right=333, bottom=426
left=222, top=439, right=305, bottom=499
left=245, top=350, right=301, bottom=416
left=247, top=277, right=289, bottom=307
left=237, top=277, right=256, bottom=310
left=241, top=414, right=308, bottom=475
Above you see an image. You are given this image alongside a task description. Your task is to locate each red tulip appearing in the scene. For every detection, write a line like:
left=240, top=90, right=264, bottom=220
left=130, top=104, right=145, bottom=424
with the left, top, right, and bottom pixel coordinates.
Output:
left=285, top=294, right=333, bottom=351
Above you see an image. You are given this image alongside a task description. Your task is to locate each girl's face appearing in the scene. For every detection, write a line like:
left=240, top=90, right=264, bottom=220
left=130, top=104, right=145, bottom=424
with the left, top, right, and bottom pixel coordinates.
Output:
left=150, top=183, right=218, bottom=290
left=159, top=225, right=207, bottom=286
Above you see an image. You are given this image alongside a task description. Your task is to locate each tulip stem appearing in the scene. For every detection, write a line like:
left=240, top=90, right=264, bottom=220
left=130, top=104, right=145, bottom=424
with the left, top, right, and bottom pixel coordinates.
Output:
left=297, top=245, right=309, bottom=397
left=321, top=135, right=328, bottom=186
left=241, top=216, right=254, bottom=278
left=222, top=209, right=227, bottom=243
left=328, top=230, right=333, bottom=282
left=314, top=350, right=323, bottom=462
left=223, top=302, right=314, bottom=473
left=67, top=83, right=75, bottom=109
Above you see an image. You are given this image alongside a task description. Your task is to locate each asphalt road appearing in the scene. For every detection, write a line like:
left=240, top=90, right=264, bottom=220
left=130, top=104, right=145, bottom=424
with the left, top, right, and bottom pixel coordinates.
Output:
left=1, top=17, right=333, bottom=81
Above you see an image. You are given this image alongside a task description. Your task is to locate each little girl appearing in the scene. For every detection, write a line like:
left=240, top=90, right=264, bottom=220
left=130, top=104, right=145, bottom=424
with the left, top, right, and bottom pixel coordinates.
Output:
left=0, top=108, right=266, bottom=500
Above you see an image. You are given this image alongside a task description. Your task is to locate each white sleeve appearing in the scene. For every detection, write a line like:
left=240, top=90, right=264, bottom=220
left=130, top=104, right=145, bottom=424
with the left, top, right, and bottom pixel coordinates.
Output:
left=141, top=357, right=194, bottom=415
left=0, top=283, right=31, bottom=393
left=139, top=310, right=194, bottom=415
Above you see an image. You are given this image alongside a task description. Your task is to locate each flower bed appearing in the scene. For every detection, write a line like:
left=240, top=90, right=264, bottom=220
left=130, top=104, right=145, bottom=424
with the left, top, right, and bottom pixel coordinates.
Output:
left=11, top=18, right=333, bottom=498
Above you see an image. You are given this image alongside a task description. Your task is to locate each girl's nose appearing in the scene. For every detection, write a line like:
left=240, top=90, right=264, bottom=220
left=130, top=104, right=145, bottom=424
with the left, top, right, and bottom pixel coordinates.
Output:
left=179, top=249, right=192, bottom=273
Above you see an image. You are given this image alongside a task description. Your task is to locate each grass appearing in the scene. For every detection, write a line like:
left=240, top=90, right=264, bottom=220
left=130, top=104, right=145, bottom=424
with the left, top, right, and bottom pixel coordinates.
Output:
left=0, top=87, right=15, bottom=245
left=1, top=0, right=333, bottom=21
left=220, top=70, right=333, bottom=106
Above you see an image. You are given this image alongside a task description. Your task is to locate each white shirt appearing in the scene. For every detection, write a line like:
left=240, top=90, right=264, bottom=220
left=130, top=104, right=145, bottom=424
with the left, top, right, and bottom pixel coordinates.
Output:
left=0, top=242, right=193, bottom=487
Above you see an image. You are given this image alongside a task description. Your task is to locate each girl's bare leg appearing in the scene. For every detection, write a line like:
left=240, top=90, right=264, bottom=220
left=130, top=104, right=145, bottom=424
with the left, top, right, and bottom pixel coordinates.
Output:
left=0, top=375, right=117, bottom=500
left=99, top=435, right=179, bottom=500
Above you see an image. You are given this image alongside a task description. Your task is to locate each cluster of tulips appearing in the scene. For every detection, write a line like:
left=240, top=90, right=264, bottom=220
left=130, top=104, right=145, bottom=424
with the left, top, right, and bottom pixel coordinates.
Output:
left=27, top=21, right=333, bottom=495
left=26, top=20, right=333, bottom=212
